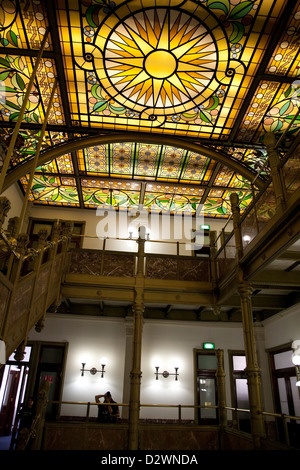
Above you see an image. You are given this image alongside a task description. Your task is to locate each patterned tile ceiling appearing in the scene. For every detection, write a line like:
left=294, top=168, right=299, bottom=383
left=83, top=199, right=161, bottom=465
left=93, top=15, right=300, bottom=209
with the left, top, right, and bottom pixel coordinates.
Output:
left=0, top=0, right=300, bottom=217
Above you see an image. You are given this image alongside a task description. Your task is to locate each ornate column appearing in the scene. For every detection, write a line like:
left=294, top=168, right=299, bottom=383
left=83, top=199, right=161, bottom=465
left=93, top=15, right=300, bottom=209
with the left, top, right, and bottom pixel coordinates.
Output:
left=238, top=282, right=265, bottom=446
left=215, top=349, right=227, bottom=427
left=128, top=296, right=144, bottom=450
left=128, top=227, right=145, bottom=450
left=230, top=193, right=265, bottom=447
left=122, top=318, right=133, bottom=420
left=230, top=192, right=243, bottom=260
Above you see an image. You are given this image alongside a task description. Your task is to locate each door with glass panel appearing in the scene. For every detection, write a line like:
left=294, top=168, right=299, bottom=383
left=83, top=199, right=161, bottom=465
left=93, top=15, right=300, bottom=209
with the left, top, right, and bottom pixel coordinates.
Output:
left=34, top=344, right=65, bottom=421
left=0, top=346, right=32, bottom=438
left=270, top=348, right=300, bottom=448
left=230, top=354, right=250, bottom=433
left=196, top=352, right=218, bottom=424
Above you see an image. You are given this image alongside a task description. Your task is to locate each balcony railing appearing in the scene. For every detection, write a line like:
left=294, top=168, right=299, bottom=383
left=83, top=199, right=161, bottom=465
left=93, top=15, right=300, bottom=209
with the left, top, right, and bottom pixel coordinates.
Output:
left=67, top=238, right=211, bottom=283
left=44, top=399, right=300, bottom=449
left=214, top=146, right=300, bottom=280
left=0, top=213, right=72, bottom=360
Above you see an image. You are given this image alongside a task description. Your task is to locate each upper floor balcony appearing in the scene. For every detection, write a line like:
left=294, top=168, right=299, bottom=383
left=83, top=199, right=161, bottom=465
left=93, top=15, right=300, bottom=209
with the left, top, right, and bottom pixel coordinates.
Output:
left=1, top=131, right=300, bottom=356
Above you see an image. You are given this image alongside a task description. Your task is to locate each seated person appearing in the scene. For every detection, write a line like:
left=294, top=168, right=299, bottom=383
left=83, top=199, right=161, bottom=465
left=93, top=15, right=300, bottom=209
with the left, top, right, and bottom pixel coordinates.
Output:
left=95, top=391, right=119, bottom=423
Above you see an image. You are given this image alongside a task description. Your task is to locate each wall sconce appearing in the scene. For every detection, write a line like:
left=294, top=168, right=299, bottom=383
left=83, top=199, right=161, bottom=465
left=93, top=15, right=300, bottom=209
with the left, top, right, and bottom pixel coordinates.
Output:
left=243, top=235, right=251, bottom=245
left=292, top=340, right=300, bottom=365
left=292, top=341, right=300, bottom=386
left=155, top=366, right=179, bottom=381
left=81, top=363, right=106, bottom=378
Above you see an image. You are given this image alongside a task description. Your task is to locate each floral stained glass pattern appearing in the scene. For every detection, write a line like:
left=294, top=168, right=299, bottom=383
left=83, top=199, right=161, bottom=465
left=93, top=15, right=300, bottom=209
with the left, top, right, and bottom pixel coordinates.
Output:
left=20, top=174, right=80, bottom=207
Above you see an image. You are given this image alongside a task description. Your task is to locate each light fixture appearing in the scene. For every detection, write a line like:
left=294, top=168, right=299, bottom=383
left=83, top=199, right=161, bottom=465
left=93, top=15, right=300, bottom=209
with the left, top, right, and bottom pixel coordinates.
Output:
left=81, top=362, right=106, bottom=377
left=292, top=341, right=300, bottom=386
left=292, top=340, right=300, bottom=366
left=155, top=366, right=179, bottom=381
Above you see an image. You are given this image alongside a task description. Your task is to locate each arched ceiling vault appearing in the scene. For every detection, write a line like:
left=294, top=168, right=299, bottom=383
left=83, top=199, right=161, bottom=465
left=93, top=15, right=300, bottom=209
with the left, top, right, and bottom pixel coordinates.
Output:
left=4, top=133, right=264, bottom=190
left=0, top=0, right=300, bottom=218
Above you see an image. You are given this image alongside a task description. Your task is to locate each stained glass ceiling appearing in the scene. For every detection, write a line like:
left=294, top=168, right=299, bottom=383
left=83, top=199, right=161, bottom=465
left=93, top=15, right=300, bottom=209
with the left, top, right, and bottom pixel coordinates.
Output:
left=0, top=0, right=300, bottom=217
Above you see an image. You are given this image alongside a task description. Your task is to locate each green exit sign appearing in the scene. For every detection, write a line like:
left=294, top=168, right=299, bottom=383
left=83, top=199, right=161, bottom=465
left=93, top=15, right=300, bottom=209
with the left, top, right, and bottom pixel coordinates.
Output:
left=203, top=342, right=215, bottom=350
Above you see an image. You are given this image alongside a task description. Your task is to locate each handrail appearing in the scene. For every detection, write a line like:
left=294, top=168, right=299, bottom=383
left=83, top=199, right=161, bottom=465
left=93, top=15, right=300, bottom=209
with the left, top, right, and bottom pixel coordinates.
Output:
left=11, top=398, right=296, bottom=450
left=213, top=158, right=272, bottom=254
left=261, top=410, right=300, bottom=421
left=47, top=399, right=300, bottom=423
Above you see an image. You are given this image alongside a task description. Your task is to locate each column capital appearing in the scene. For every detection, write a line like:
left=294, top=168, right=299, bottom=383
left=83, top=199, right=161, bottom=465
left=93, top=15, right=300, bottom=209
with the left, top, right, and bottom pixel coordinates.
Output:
left=238, top=281, right=253, bottom=298
left=16, top=233, right=29, bottom=256
left=230, top=192, right=241, bottom=220
left=244, top=366, right=262, bottom=379
left=263, top=131, right=277, bottom=149
left=51, top=222, right=61, bottom=241
left=37, top=229, right=48, bottom=249
left=230, top=191, right=240, bottom=209
left=132, top=303, right=144, bottom=316
left=7, top=216, right=19, bottom=238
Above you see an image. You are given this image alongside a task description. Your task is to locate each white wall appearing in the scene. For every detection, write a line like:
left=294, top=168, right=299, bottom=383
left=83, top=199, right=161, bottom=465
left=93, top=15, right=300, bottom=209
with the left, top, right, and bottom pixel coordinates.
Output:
left=259, top=305, right=300, bottom=413
left=27, top=304, right=300, bottom=420
left=29, top=204, right=232, bottom=253
left=140, top=320, right=244, bottom=420
left=263, top=304, right=300, bottom=350
left=28, top=314, right=246, bottom=420
left=28, top=315, right=126, bottom=419
left=2, top=183, right=23, bottom=228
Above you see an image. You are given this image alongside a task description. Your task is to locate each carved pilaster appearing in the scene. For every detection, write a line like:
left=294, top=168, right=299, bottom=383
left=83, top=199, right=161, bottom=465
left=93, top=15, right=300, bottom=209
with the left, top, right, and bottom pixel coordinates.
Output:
left=238, top=281, right=265, bottom=446
left=62, top=221, right=73, bottom=238
left=136, top=226, right=146, bottom=276
left=7, top=217, right=19, bottom=238
left=128, top=297, right=144, bottom=451
left=215, top=349, right=227, bottom=427
left=16, top=233, right=28, bottom=257
left=37, top=229, right=48, bottom=249
left=51, top=222, right=61, bottom=242
left=230, top=192, right=243, bottom=260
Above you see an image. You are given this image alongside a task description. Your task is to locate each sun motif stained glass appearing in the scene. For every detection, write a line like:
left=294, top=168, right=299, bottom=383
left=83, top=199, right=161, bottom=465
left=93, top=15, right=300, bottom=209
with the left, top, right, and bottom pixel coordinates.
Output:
left=101, top=8, right=220, bottom=115
left=0, top=0, right=299, bottom=220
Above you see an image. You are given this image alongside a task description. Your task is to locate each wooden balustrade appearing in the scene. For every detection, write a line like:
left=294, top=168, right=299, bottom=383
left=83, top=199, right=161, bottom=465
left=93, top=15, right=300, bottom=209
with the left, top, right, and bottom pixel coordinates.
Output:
left=0, top=197, right=72, bottom=362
